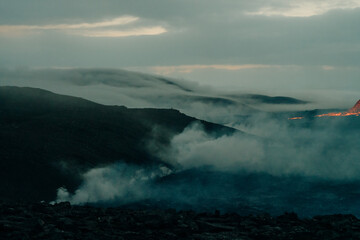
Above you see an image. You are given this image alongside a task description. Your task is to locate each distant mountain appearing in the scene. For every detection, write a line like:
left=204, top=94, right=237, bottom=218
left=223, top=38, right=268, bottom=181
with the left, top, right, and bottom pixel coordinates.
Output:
left=0, top=68, right=311, bottom=125
left=287, top=99, right=360, bottom=119
left=228, top=94, right=308, bottom=105
left=347, top=99, right=360, bottom=114
left=0, top=86, right=235, bottom=202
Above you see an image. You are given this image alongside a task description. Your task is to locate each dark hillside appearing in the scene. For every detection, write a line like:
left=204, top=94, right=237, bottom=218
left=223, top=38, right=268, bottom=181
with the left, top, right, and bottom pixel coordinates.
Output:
left=0, top=86, right=234, bottom=202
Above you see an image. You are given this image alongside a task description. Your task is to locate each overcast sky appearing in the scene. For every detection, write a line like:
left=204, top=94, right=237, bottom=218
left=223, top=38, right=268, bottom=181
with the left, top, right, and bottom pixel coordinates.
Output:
left=1, top=0, right=360, bottom=100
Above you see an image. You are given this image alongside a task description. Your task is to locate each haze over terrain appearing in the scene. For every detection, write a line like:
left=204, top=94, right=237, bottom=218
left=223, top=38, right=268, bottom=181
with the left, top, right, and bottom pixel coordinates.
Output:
left=1, top=0, right=360, bottom=219
left=0, top=68, right=311, bottom=124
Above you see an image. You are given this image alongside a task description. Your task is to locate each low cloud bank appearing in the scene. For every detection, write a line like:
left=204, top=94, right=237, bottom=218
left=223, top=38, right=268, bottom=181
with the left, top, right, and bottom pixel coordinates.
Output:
left=7, top=68, right=357, bottom=212
left=0, top=68, right=314, bottom=125
left=54, top=113, right=360, bottom=216
left=162, top=116, right=360, bottom=180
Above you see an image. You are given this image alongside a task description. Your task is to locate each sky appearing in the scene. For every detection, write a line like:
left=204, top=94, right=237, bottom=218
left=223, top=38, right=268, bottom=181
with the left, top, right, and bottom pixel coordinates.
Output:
left=3, top=1, right=360, bottom=213
left=1, top=0, right=360, bottom=99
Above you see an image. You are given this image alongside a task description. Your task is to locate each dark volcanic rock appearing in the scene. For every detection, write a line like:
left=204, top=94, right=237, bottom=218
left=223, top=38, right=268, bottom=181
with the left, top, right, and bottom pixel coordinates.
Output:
left=0, top=86, right=235, bottom=202
left=1, top=202, right=360, bottom=240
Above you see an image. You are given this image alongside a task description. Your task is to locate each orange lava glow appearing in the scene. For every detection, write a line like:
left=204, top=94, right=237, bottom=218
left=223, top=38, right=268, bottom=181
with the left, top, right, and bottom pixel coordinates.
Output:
left=288, top=117, right=304, bottom=120
left=316, top=99, right=360, bottom=117
left=315, top=112, right=360, bottom=117
left=289, top=99, right=360, bottom=120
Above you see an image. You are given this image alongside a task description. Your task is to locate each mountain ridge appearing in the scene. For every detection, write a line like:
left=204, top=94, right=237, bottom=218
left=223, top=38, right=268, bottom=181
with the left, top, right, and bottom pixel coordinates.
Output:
left=347, top=99, right=360, bottom=113
left=0, top=86, right=236, bottom=202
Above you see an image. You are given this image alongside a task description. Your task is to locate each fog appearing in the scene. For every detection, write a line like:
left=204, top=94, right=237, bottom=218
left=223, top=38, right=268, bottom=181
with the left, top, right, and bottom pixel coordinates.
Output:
left=53, top=111, right=360, bottom=216
left=2, top=67, right=356, bottom=126
left=0, top=68, right=253, bottom=124
left=2, top=68, right=360, bottom=215
left=163, top=118, right=360, bottom=179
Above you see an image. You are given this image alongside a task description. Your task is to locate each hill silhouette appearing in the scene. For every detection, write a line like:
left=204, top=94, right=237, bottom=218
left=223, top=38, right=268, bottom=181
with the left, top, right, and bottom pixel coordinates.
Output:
left=0, top=86, right=234, bottom=202
left=347, top=100, right=360, bottom=114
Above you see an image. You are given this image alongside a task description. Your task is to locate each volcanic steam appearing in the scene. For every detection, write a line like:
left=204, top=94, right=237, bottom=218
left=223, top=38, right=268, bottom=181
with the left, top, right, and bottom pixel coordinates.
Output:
left=290, top=99, right=360, bottom=119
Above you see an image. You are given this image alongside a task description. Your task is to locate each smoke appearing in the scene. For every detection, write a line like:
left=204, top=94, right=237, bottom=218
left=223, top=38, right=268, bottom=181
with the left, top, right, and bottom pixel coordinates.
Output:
left=158, top=115, right=360, bottom=180
left=54, top=163, right=172, bottom=205
left=156, top=123, right=264, bottom=171
left=7, top=67, right=359, bottom=214
left=52, top=114, right=360, bottom=216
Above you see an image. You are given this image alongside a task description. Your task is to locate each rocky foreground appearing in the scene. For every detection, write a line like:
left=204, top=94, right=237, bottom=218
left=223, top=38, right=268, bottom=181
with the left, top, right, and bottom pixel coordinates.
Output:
left=1, top=202, right=360, bottom=240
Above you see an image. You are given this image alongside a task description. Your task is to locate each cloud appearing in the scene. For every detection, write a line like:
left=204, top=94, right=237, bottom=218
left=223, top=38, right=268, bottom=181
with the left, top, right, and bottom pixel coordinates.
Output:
left=246, top=0, right=360, bottom=17
left=151, top=64, right=276, bottom=75
left=0, top=16, right=138, bottom=31
left=322, top=65, right=335, bottom=70
left=51, top=114, right=360, bottom=216
left=157, top=123, right=264, bottom=171
left=3, top=67, right=360, bottom=124
left=78, top=26, right=167, bottom=37
left=0, top=16, right=167, bottom=38
left=158, top=117, right=360, bottom=180
left=1, top=1, right=360, bottom=69
left=0, top=68, right=258, bottom=124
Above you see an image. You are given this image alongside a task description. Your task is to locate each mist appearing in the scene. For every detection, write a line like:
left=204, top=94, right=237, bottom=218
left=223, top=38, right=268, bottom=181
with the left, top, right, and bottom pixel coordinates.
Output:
left=3, top=68, right=357, bottom=216
left=163, top=117, right=360, bottom=180
left=2, top=68, right=359, bottom=215
left=54, top=163, right=172, bottom=205
left=2, top=67, right=354, bottom=125
left=52, top=111, right=360, bottom=216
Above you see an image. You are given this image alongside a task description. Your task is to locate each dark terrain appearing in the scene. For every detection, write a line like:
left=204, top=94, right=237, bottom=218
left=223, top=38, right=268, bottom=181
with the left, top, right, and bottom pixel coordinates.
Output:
left=1, top=202, right=360, bottom=240
left=0, top=86, right=233, bottom=202
left=2, top=86, right=360, bottom=239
